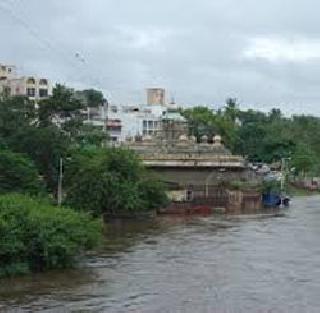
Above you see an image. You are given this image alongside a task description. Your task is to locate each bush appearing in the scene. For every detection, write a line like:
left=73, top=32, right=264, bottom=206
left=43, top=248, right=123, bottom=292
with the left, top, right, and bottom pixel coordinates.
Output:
left=65, top=148, right=168, bottom=215
left=0, top=149, right=44, bottom=195
left=0, top=194, right=102, bottom=278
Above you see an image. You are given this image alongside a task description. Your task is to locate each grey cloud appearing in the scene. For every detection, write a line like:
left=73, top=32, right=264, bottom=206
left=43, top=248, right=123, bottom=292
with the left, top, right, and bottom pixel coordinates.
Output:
left=1, top=0, right=320, bottom=114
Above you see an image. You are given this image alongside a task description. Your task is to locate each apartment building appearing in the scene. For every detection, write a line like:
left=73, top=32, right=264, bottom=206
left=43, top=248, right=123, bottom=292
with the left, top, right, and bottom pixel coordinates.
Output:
left=8, top=76, right=52, bottom=100
left=0, top=64, right=16, bottom=80
left=0, top=63, right=52, bottom=101
left=107, top=103, right=166, bottom=143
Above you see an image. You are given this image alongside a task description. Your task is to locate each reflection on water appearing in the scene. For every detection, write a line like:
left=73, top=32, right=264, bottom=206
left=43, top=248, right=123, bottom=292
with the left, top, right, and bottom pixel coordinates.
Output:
left=1, top=197, right=320, bottom=312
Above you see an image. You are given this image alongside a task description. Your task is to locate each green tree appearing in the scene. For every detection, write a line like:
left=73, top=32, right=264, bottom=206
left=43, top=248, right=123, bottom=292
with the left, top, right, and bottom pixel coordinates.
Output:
left=0, top=96, right=36, bottom=138
left=182, top=107, right=218, bottom=140
left=0, top=149, right=44, bottom=195
left=291, top=144, right=317, bottom=176
left=81, top=89, right=105, bottom=107
left=225, top=98, right=240, bottom=123
left=181, top=106, right=238, bottom=150
left=64, top=148, right=168, bottom=216
left=72, top=123, right=107, bottom=148
left=38, top=84, right=83, bottom=125
left=8, top=126, right=69, bottom=192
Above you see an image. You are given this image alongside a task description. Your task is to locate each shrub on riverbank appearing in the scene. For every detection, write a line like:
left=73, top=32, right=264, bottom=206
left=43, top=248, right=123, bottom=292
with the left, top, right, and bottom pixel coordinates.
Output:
left=64, top=148, right=168, bottom=216
left=0, top=194, right=102, bottom=278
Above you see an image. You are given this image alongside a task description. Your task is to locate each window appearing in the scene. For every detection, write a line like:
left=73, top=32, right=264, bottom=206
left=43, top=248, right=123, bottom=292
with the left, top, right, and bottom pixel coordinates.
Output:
left=143, top=120, right=147, bottom=128
left=26, top=88, right=35, bottom=97
left=186, top=190, right=193, bottom=201
left=111, top=106, right=117, bottom=113
left=143, top=130, right=148, bottom=135
left=27, top=77, right=35, bottom=84
left=39, top=79, right=48, bottom=85
left=8, top=68, right=11, bottom=73
left=39, top=88, right=48, bottom=98
left=148, top=120, right=153, bottom=128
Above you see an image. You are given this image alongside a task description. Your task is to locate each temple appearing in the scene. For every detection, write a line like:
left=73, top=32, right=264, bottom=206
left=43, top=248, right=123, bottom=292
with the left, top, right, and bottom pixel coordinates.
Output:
left=123, top=109, right=256, bottom=206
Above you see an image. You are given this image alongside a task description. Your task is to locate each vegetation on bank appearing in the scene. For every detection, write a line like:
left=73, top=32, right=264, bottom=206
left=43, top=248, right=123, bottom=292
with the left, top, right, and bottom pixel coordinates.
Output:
left=0, top=194, right=101, bottom=278
left=0, top=149, right=44, bottom=195
left=0, top=85, right=168, bottom=277
left=64, top=148, right=168, bottom=216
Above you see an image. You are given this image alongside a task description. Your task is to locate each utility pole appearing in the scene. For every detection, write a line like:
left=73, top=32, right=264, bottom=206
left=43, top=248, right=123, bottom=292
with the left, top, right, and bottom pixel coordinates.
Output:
left=280, top=158, right=285, bottom=193
left=57, top=157, right=63, bottom=206
left=281, top=158, right=290, bottom=193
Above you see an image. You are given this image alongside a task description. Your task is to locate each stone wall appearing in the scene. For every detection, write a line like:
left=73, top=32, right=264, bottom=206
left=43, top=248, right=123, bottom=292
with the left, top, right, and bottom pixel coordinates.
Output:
left=151, top=167, right=256, bottom=188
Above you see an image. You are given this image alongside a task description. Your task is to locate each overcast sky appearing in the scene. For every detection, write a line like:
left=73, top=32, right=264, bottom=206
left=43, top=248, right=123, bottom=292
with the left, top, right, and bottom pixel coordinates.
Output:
left=1, top=0, right=320, bottom=115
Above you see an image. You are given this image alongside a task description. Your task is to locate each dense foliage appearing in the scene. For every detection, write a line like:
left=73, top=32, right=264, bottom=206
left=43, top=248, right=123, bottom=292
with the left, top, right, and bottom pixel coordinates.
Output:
left=0, top=149, right=44, bottom=195
left=64, top=148, right=168, bottom=216
left=181, top=100, right=320, bottom=175
left=0, top=87, right=108, bottom=277
left=0, top=86, right=107, bottom=193
left=0, top=194, right=102, bottom=277
left=80, top=89, right=105, bottom=107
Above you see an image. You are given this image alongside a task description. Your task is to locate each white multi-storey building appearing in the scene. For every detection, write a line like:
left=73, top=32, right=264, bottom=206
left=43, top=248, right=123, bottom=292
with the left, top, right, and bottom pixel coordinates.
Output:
left=105, top=88, right=184, bottom=143
left=106, top=103, right=167, bottom=143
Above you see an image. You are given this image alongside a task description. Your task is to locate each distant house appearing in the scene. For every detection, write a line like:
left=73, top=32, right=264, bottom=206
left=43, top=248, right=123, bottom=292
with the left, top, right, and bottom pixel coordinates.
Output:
left=0, top=63, right=52, bottom=102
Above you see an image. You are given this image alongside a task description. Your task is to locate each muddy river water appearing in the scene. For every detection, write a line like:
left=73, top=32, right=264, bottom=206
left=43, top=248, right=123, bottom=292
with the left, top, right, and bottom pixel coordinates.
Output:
left=1, top=196, right=320, bottom=312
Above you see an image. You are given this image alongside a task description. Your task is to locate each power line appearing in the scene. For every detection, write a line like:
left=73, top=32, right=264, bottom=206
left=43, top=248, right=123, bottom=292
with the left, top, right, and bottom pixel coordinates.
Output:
left=0, top=0, right=113, bottom=95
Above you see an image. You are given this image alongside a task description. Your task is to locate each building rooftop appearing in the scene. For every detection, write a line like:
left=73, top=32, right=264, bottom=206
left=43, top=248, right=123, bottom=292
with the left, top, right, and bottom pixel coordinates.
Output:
left=124, top=134, right=245, bottom=169
left=162, top=111, right=186, bottom=122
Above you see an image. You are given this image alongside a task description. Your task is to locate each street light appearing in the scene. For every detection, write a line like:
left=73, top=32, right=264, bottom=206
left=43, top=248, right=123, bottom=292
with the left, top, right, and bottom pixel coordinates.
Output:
left=57, top=157, right=63, bottom=206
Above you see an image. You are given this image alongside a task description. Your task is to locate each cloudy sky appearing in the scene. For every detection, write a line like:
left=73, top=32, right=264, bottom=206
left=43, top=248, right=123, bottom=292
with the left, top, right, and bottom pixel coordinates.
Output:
left=1, top=0, right=320, bottom=114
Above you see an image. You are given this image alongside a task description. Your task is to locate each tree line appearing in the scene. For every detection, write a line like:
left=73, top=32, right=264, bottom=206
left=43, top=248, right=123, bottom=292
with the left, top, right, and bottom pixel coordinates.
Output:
left=181, top=99, right=319, bottom=176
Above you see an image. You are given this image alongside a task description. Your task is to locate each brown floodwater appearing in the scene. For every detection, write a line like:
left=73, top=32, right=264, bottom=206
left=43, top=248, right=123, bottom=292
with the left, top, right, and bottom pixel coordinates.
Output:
left=1, top=196, right=320, bottom=312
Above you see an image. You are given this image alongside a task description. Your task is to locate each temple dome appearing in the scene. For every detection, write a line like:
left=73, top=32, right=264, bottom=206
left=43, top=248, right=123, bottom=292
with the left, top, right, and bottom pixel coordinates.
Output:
left=189, top=135, right=196, bottom=143
left=179, top=134, right=188, bottom=141
left=214, top=135, right=222, bottom=144
left=201, top=135, right=208, bottom=143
